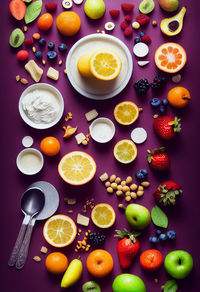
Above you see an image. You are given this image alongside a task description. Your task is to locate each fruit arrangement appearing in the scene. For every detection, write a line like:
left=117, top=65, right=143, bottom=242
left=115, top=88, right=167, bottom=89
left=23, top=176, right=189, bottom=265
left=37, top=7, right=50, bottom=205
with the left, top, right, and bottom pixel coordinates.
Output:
left=5, top=0, right=196, bottom=291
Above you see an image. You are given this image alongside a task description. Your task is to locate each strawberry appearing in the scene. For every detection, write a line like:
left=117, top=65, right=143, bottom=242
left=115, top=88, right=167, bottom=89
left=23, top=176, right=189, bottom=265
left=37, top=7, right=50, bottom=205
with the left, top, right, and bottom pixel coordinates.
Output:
left=45, top=3, right=57, bottom=11
left=147, top=147, right=170, bottom=171
left=109, top=9, right=120, bottom=18
left=116, top=229, right=140, bottom=269
left=153, top=116, right=181, bottom=140
left=153, top=180, right=182, bottom=206
left=121, top=3, right=135, bottom=13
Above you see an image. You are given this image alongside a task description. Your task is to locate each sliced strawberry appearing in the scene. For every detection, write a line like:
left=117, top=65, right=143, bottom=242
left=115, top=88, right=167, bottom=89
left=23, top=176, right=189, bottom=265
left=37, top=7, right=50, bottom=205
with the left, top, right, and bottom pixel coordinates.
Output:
left=9, top=0, right=26, bottom=21
left=109, top=9, right=120, bottom=18
left=121, top=3, right=135, bottom=13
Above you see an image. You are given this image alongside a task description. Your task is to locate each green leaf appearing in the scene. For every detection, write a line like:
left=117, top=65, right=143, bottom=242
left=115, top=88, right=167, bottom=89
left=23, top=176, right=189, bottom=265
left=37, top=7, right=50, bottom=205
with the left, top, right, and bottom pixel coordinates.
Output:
left=151, top=205, right=168, bottom=228
left=25, top=0, right=42, bottom=24
left=164, top=280, right=178, bottom=292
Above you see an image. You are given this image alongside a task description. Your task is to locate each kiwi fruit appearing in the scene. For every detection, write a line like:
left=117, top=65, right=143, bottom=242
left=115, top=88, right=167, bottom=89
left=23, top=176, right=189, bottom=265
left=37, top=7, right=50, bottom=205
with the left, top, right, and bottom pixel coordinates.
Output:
left=139, top=0, right=155, bottom=14
left=9, top=28, right=25, bottom=48
left=82, top=281, right=101, bottom=292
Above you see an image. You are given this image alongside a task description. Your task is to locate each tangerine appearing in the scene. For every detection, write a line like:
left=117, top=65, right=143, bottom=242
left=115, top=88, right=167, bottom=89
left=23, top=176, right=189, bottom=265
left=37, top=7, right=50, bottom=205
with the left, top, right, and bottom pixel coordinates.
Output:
left=56, top=11, right=81, bottom=36
left=37, top=13, right=53, bottom=31
left=167, top=87, right=191, bottom=108
left=45, top=252, right=68, bottom=274
left=86, top=249, right=114, bottom=278
left=40, top=136, right=60, bottom=156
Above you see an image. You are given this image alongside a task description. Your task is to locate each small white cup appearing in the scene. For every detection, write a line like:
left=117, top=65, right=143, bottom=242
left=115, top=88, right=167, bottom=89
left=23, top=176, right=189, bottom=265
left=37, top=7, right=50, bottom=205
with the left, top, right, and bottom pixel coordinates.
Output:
left=89, top=117, right=115, bottom=143
left=16, top=148, right=44, bottom=175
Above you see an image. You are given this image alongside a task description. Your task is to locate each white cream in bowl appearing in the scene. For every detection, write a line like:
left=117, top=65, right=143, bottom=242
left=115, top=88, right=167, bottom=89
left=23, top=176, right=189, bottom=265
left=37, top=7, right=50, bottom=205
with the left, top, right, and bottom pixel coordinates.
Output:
left=89, top=118, right=115, bottom=143
left=16, top=148, right=44, bottom=175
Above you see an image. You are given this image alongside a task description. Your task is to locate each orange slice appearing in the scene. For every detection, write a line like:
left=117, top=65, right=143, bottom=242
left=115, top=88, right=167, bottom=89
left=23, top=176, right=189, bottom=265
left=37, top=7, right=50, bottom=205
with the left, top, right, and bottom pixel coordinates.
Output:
left=114, top=139, right=137, bottom=164
left=114, top=101, right=139, bottom=125
left=43, top=215, right=77, bottom=248
left=89, top=48, right=122, bottom=81
left=58, top=151, right=96, bottom=185
left=155, top=43, right=187, bottom=73
left=91, top=203, right=116, bottom=228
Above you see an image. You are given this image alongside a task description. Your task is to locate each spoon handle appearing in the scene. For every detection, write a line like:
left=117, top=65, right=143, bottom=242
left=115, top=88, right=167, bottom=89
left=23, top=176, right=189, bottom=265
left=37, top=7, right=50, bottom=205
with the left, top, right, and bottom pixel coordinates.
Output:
left=15, top=223, right=34, bottom=269
left=8, top=223, right=27, bottom=267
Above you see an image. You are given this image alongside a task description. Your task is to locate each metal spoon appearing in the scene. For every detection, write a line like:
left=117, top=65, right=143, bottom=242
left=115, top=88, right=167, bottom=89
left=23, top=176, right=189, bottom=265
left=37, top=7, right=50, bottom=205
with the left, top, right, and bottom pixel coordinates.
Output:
left=8, top=187, right=45, bottom=268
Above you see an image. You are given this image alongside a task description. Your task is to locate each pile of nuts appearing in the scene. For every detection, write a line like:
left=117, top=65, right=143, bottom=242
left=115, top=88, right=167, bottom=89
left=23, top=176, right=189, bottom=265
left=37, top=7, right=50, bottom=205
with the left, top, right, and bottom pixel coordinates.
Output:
left=75, top=229, right=91, bottom=253
left=100, top=173, right=150, bottom=203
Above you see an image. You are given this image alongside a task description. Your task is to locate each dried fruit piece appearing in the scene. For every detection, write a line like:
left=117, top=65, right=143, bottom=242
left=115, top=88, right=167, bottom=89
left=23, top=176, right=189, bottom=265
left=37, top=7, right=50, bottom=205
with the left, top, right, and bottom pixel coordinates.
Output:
left=85, top=109, right=98, bottom=122
left=75, top=133, right=86, bottom=144
left=33, top=33, right=41, bottom=40
left=16, top=75, right=20, bottom=82
left=47, top=67, right=59, bottom=81
left=77, top=213, right=90, bottom=226
left=25, top=59, right=43, bottom=82
left=99, top=172, right=109, bottom=182
left=63, top=125, right=77, bottom=139
left=137, top=60, right=150, bottom=66
left=20, top=78, right=28, bottom=84
left=33, top=256, right=41, bottom=262
left=40, top=246, right=48, bottom=254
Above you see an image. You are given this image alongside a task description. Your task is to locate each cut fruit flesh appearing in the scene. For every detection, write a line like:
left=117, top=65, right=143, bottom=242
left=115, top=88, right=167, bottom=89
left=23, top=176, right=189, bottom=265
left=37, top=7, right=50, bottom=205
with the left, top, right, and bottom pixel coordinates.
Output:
left=139, top=0, right=155, bottom=14
left=91, top=203, right=116, bottom=228
left=160, top=6, right=186, bottom=36
left=114, top=101, right=139, bottom=125
left=155, top=43, right=186, bottom=73
left=114, top=139, right=137, bottom=164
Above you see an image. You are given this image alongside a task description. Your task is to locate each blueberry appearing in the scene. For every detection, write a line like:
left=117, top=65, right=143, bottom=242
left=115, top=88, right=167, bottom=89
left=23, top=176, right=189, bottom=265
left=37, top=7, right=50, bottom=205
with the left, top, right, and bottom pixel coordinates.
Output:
left=156, top=230, right=162, bottom=236
left=167, top=230, right=176, bottom=240
left=39, top=38, right=46, bottom=46
left=134, top=37, right=141, bottom=44
left=58, top=43, right=67, bottom=52
left=47, top=51, right=57, bottom=60
left=136, top=171, right=144, bottom=180
left=48, top=42, right=55, bottom=50
left=159, top=105, right=166, bottom=113
left=162, top=98, right=169, bottom=106
left=141, top=169, right=148, bottom=176
left=139, top=31, right=145, bottom=37
left=150, top=98, right=161, bottom=107
left=35, top=51, right=43, bottom=59
left=159, top=233, right=168, bottom=241
left=149, top=236, right=159, bottom=243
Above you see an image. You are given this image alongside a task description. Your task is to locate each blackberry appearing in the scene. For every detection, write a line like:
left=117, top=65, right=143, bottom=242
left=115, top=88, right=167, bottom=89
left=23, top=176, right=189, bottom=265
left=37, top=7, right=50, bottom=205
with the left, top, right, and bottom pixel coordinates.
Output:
left=87, top=232, right=105, bottom=247
left=151, top=76, right=166, bottom=90
left=134, top=78, right=150, bottom=95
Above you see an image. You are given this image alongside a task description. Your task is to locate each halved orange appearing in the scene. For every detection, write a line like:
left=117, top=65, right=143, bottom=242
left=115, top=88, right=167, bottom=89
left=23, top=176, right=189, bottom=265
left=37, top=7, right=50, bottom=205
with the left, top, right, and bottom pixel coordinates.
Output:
left=89, top=48, right=122, bottom=81
left=43, top=215, right=77, bottom=248
left=114, top=101, right=139, bottom=125
left=114, top=139, right=137, bottom=164
left=155, top=43, right=187, bottom=73
left=91, top=203, right=116, bottom=228
left=58, top=151, right=96, bottom=185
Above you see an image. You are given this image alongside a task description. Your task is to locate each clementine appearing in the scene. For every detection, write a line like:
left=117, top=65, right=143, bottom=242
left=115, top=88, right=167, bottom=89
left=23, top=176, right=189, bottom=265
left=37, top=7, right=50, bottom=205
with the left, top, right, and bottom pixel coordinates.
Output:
left=40, top=136, right=60, bottom=156
left=38, top=13, right=53, bottom=31
left=56, top=11, right=81, bottom=36
left=45, top=252, right=68, bottom=274
left=167, top=87, right=191, bottom=108
left=86, top=249, right=114, bottom=278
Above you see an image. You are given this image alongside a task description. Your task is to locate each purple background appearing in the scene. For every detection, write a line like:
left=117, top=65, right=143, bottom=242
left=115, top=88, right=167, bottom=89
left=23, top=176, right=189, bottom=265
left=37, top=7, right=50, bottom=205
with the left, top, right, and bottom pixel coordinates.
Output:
left=1, top=0, right=200, bottom=291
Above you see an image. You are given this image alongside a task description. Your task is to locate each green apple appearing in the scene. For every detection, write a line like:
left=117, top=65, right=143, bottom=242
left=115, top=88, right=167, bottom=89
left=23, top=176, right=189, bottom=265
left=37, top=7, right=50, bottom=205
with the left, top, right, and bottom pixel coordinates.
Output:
left=84, top=0, right=106, bottom=20
left=112, top=274, right=146, bottom=292
left=125, top=204, right=151, bottom=230
left=164, top=250, right=193, bottom=279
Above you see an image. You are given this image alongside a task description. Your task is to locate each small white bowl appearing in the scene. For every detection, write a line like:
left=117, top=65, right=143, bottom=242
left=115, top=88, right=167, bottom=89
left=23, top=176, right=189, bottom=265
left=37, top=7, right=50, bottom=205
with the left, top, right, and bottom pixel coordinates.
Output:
left=19, top=83, right=64, bottom=130
left=89, top=117, right=115, bottom=143
left=16, top=148, right=44, bottom=175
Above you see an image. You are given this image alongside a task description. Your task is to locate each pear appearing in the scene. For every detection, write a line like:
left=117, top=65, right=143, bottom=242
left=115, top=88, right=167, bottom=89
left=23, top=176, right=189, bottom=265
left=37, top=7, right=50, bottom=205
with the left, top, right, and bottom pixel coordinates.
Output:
left=160, top=6, right=186, bottom=36
left=84, top=0, right=106, bottom=20
left=61, top=259, right=83, bottom=288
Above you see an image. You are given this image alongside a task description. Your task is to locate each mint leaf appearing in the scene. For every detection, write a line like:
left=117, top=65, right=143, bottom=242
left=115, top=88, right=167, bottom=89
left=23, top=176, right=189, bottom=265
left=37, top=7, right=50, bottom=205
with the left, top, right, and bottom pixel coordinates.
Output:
left=151, top=205, right=168, bottom=228
left=25, top=0, right=42, bottom=24
left=164, top=280, right=178, bottom=292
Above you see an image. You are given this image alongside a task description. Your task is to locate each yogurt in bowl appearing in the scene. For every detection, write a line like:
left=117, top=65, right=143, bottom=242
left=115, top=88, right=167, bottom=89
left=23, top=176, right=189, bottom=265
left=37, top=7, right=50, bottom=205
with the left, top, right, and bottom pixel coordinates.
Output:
left=89, top=118, right=115, bottom=143
left=19, top=83, right=64, bottom=129
left=16, top=148, right=44, bottom=175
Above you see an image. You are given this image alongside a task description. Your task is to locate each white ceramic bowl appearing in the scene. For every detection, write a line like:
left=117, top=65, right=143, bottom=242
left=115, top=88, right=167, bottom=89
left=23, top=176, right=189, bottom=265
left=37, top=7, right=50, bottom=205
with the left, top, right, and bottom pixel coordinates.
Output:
left=19, top=83, right=64, bottom=129
left=89, top=117, right=115, bottom=143
left=16, top=148, right=44, bottom=175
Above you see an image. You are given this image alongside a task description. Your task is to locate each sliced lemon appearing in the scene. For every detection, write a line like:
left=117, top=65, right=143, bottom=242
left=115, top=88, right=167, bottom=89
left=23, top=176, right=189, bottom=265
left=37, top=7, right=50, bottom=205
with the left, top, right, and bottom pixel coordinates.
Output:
left=58, top=151, right=96, bottom=185
left=114, top=139, right=137, bottom=164
left=114, top=101, right=139, bottom=125
left=91, top=203, right=116, bottom=228
left=43, top=214, right=77, bottom=248
left=89, top=48, right=122, bottom=81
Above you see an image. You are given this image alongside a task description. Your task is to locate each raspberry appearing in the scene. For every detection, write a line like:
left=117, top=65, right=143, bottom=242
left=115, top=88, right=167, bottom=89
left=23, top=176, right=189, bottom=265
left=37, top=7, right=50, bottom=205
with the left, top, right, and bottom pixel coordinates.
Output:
left=120, top=20, right=129, bottom=30
left=109, top=9, right=120, bottom=18
left=124, top=27, right=133, bottom=37
left=24, top=39, right=34, bottom=45
left=141, top=35, right=152, bottom=44
left=124, top=14, right=132, bottom=22
left=136, top=14, right=150, bottom=26
left=45, top=3, right=57, bottom=11
left=121, top=3, right=135, bottom=13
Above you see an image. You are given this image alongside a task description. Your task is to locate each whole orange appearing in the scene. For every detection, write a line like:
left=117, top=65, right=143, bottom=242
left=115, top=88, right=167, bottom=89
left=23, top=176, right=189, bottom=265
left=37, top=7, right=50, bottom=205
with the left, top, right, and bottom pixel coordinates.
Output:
left=40, top=136, right=60, bottom=156
left=45, top=252, right=68, bottom=274
left=167, top=87, right=191, bottom=108
left=56, top=11, right=81, bottom=36
left=38, top=13, right=53, bottom=31
left=86, top=249, right=113, bottom=278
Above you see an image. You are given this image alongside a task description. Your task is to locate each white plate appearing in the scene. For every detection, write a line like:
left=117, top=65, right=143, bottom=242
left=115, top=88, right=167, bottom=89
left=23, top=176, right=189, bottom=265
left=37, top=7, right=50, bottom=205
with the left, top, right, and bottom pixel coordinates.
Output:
left=66, top=34, right=133, bottom=100
left=19, top=83, right=64, bottom=129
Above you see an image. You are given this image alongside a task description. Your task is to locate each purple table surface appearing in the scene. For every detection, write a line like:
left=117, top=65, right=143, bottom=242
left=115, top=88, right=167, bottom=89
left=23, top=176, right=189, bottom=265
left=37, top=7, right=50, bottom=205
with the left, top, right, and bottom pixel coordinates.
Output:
left=1, top=0, right=200, bottom=291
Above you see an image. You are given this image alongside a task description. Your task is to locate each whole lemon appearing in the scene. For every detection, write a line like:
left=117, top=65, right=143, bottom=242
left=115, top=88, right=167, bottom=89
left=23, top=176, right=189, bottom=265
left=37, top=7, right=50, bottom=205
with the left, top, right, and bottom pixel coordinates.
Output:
left=56, top=11, right=81, bottom=36
left=77, top=53, right=93, bottom=78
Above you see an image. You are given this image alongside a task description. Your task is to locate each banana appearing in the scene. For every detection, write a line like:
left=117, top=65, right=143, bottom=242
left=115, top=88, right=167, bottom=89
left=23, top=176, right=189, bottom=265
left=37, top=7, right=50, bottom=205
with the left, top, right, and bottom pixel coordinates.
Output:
left=61, top=259, right=83, bottom=288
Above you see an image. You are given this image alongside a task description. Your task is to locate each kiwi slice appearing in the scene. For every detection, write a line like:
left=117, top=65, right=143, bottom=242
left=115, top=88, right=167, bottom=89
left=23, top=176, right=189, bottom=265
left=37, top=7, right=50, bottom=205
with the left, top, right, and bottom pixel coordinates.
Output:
left=139, top=0, right=155, bottom=14
left=9, top=28, right=25, bottom=48
left=82, top=281, right=101, bottom=292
